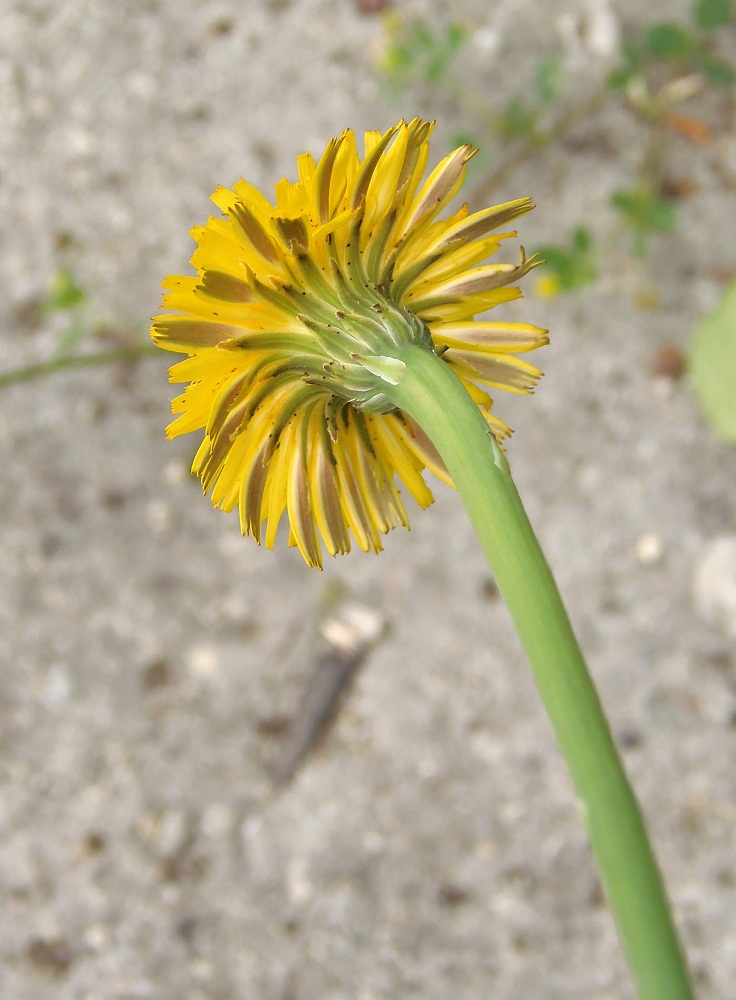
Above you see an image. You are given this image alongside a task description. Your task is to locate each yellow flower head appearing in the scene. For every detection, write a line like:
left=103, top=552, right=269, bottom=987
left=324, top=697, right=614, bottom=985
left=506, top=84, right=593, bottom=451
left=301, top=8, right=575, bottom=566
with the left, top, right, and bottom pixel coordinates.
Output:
left=152, top=119, right=547, bottom=567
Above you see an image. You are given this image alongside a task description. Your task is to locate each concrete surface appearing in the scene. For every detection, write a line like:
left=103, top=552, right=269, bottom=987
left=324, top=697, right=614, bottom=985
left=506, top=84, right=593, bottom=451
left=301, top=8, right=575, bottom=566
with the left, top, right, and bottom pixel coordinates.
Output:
left=2, top=1, right=736, bottom=998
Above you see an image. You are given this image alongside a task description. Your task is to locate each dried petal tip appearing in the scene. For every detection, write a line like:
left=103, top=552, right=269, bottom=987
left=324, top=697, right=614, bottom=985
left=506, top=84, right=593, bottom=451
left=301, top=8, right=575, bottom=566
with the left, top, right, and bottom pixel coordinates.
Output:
left=152, top=119, right=547, bottom=566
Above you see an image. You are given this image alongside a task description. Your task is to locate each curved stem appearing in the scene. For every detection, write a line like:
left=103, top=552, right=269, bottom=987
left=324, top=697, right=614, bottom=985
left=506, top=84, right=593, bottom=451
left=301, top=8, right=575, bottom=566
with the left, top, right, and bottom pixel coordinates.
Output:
left=468, top=88, right=609, bottom=206
left=382, top=343, right=694, bottom=1000
left=0, top=344, right=160, bottom=390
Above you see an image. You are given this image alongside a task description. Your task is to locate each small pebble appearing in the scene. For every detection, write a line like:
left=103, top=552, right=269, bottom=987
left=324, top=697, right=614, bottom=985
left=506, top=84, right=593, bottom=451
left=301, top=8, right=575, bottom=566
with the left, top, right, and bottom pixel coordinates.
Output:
left=83, top=925, right=108, bottom=950
left=26, top=937, right=73, bottom=976
left=651, top=343, right=685, bottom=380
left=693, top=536, right=736, bottom=638
left=140, top=657, right=171, bottom=690
left=635, top=533, right=664, bottom=566
left=41, top=663, right=72, bottom=707
left=162, top=460, right=187, bottom=485
left=186, top=645, right=220, bottom=676
left=146, top=499, right=172, bottom=534
left=201, top=803, right=234, bottom=839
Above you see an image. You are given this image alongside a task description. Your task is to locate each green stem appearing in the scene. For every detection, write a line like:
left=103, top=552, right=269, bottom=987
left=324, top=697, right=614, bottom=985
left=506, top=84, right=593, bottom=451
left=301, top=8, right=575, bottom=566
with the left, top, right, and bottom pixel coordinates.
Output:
left=383, top=343, right=694, bottom=1000
left=0, top=344, right=160, bottom=389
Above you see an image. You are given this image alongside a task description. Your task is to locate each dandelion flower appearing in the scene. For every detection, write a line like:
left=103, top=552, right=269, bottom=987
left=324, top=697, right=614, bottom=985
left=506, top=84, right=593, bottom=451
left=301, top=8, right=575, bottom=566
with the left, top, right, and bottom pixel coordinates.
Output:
left=151, top=121, right=696, bottom=1000
left=152, top=119, right=547, bottom=567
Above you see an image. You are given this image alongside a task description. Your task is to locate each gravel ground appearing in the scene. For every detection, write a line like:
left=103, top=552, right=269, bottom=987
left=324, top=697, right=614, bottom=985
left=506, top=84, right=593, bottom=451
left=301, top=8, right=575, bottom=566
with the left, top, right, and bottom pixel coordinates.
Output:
left=2, top=1, right=736, bottom=998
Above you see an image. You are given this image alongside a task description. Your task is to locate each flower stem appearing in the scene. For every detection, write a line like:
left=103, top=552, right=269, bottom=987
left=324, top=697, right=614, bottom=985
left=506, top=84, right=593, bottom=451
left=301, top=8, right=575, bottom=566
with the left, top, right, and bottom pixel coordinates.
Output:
left=383, top=342, right=695, bottom=1000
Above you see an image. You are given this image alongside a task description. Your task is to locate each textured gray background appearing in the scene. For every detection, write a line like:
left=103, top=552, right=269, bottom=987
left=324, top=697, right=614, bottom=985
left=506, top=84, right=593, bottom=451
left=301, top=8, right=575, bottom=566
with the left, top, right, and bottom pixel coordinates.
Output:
left=2, top=1, right=736, bottom=998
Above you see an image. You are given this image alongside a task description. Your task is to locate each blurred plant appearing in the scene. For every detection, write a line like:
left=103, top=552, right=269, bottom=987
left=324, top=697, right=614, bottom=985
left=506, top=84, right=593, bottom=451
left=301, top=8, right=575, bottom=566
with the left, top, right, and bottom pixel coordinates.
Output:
left=688, top=277, right=736, bottom=442
left=375, top=2, right=735, bottom=439
left=498, top=58, right=565, bottom=143
left=608, top=0, right=734, bottom=91
left=535, top=56, right=564, bottom=104
left=0, top=266, right=156, bottom=390
left=377, top=2, right=732, bottom=271
left=534, top=225, right=597, bottom=297
left=610, top=186, right=678, bottom=257
left=42, top=267, right=88, bottom=356
left=378, top=12, right=467, bottom=98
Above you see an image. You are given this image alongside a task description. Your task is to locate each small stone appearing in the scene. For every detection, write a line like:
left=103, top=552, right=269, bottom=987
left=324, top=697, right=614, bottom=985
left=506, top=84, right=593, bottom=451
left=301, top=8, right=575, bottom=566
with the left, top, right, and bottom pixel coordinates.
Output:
left=140, top=657, right=171, bottom=690
left=201, top=803, right=234, bottom=839
left=41, top=663, right=71, bottom=708
left=286, top=855, right=312, bottom=904
left=146, top=499, right=172, bottom=534
left=26, top=937, right=73, bottom=976
left=636, top=533, right=664, bottom=566
left=162, top=460, right=187, bottom=485
left=186, top=645, right=220, bottom=676
left=84, top=832, right=106, bottom=855
left=651, top=343, right=685, bottom=380
left=437, top=884, right=470, bottom=908
left=83, top=924, right=108, bottom=950
left=175, top=915, right=198, bottom=942
left=693, top=536, right=736, bottom=638
left=472, top=26, right=500, bottom=55
left=207, top=18, right=234, bottom=38
left=617, top=727, right=643, bottom=749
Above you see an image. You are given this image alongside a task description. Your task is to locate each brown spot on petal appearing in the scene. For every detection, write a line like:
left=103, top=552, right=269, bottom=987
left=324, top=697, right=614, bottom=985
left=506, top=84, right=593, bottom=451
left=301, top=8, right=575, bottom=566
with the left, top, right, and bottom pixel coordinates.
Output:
left=443, top=197, right=533, bottom=247
left=241, top=442, right=271, bottom=542
left=231, top=203, right=281, bottom=263
left=405, top=145, right=473, bottom=231
left=151, top=318, right=240, bottom=349
left=288, top=426, right=321, bottom=567
left=199, top=271, right=252, bottom=301
left=274, top=216, right=310, bottom=253
left=315, top=138, right=342, bottom=224
left=352, top=126, right=401, bottom=210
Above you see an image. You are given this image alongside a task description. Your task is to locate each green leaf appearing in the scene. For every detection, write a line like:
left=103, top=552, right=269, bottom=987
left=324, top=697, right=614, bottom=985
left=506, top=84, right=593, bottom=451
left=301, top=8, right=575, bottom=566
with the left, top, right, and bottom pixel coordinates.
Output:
left=535, top=227, right=597, bottom=292
left=611, top=188, right=677, bottom=232
left=689, top=278, right=736, bottom=441
left=694, top=0, right=733, bottom=30
left=43, top=267, right=86, bottom=312
left=425, top=55, right=445, bottom=83
left=611, top=187, right=678, bottom=257
left=535, top=57, right=563, bottom=104
left=572, top=225, right=593, bottom=252
left=697, top=51, right=736, bottom=84
left=649, top=198, right=678, bottom=231
left=55, top=322, right=86, bottom=358
left=499, top=96, right=537, bottom=139
left=445, top=23, right=466, bottom=53
left=607, top=67, right=635, bottom=90
left=410, top=21, right=435, bottom=51
left=621, top=38, right=645, bottom=68
left=646, top=22, right=695, bottom=57
left=451, top=132, right=478, bottom=150
left=607, top=38, right=646, bottom=89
